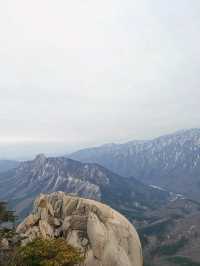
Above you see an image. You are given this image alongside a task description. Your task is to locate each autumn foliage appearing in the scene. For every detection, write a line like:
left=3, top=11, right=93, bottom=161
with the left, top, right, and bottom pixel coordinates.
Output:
left=9, top=238, right=84, bottom=266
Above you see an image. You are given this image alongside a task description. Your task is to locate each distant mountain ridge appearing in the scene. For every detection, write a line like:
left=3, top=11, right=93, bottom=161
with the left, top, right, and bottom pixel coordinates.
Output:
left=70, top=128, right=200, bottom=200
left=0, top=160, right=19, bottom=172
left=0, top=154, right=171, bottom=219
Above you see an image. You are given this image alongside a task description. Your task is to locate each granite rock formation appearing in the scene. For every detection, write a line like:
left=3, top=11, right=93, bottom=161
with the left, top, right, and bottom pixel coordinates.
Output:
left=17, top=192, right=143, bottom=266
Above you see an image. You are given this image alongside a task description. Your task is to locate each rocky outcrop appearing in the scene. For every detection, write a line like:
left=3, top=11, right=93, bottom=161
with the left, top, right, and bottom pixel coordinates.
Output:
left=0, top=238, right=9, bottom=250
left=17, top=192, right=143, bottom=266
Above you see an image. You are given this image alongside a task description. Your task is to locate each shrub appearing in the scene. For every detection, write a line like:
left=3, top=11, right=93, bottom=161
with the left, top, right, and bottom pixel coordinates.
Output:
left=9, top=238, right=84, bottom=266
left=0, top=201, right=16, bottom=266
left=0, top=201, right=15, bottom=225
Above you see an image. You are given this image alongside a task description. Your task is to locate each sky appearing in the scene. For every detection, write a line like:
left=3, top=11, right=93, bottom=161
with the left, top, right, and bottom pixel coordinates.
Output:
left=0, top=0, right=200, bottom=159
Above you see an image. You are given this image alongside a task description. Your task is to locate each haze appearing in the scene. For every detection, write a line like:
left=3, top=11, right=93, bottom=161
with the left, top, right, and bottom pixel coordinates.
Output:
left=0, top=0, right=200, bottom=159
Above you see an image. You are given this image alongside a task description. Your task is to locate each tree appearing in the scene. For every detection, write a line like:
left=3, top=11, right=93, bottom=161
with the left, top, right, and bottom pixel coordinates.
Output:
left=9, top=238, right=84, bottom=266
left=0, top=201, right=16, bottom=241
left=0, top=201, right=15, bottom=225
left=0, top=201, right=16, bottom=266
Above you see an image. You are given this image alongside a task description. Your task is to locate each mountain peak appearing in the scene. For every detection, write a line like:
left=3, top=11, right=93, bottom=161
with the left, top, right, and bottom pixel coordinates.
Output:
left=0, top=155, right=170, bottom=219
left=34, top=154, right=46, bottom=164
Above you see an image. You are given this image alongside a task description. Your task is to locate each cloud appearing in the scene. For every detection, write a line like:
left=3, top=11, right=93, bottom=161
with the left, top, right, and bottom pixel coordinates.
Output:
left=0, top=0, right=200, bottom=157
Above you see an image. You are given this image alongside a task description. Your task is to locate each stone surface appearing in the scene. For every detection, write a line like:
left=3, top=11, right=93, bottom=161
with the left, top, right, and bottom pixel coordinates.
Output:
left=0, top=238, right=9, bottom=250
left=17, top=192, right=143, bottom=266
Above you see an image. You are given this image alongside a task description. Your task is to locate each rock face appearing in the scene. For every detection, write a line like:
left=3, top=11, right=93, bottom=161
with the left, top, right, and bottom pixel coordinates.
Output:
left=0, top=238, right=9, bottom=250
left=17, top=192, right=143, bottom=266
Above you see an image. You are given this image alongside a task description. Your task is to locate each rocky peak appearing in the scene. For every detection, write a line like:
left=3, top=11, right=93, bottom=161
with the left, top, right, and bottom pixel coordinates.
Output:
left=17, top=192, right=143, bottom=266
left=33, top=154, right=47, bottom=165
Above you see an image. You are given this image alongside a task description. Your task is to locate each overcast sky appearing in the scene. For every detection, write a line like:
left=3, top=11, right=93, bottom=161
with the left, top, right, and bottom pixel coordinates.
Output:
left=0, top=0, right=200, bottom=158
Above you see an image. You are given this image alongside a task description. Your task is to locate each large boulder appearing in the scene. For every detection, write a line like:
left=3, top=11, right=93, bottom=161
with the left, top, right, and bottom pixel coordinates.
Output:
left=17, top=192, right=143, bottom=266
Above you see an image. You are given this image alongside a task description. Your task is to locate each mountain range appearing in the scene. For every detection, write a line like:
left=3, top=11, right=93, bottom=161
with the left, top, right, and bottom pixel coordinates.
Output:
left=0, top=154, right=171, bottom=219
left=1, top=128, right=200, bottom=265
left=70, top=128, right=200, bottom=201
left=0, top=160, right=19, bottom=173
